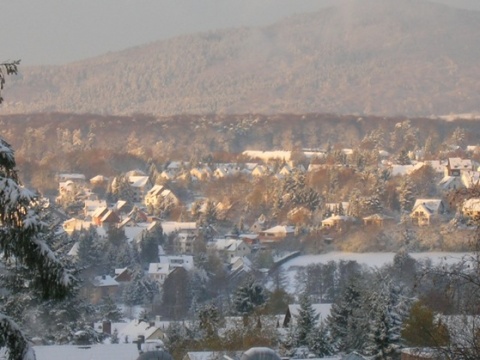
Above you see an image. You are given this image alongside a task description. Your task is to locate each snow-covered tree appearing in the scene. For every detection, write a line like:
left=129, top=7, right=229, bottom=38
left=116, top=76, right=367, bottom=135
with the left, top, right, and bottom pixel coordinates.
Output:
left=327, top=279, right=364, bottom=352
left=0, top=137, right=75, bottom=359
left=308, top=322, right=334, bottom=358
left=295, top=292, right=319, bottom=346
left=365, top=278, right=411, bottom=359
left=98, top=295, right=123, bottom=322
left=233, top=276, right=267, bottom=319
left=398, top=176, right=415, bottom=213
left=198, top=303, right=221, bottom=339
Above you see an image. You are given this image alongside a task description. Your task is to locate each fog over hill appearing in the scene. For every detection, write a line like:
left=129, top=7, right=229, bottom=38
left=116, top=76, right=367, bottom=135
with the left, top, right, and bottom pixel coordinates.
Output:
left=3, top=0, right=480, bottom=117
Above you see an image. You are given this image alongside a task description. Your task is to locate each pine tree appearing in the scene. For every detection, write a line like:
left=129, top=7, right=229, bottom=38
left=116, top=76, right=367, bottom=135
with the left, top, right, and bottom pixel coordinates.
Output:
left=0, top=137, right=75, bottom=359
left=198, top=303, right=220, bottom=339
left=308, top=322, right=334, bottom=358
left=295, top=292, right=319, bottom=346
left=399, top=176, right=415, bottom=213
left=233, top=276, right=267, bottom=319
left=99, top=295, right=123, bottom=322
left=365, top=279, right=411, bottom=359
left=327, top=280, right=364, bottom=352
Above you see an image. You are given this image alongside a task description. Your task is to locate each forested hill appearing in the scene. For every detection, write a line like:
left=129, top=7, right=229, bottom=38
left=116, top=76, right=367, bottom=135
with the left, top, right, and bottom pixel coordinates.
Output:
left=2, top=112, right=480, bottom=163
left=3, top=0, right=480, bottom=117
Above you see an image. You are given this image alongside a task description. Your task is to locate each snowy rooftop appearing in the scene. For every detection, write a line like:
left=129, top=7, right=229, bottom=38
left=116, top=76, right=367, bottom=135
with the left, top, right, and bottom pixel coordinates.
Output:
left=33, top=344, right=139, bottom=360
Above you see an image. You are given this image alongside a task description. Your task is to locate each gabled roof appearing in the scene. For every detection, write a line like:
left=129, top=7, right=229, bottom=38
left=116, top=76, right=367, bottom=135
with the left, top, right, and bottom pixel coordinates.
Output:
left=93, top=275, right=119, bottom=287
left=448, top=157, right=473, bottom=170
left=412, top=199, right=443, bottom=214
left=129, top=176, right=150, bottom=188
left=148, top=263, right=171, bottom=275
left=92, top=206, right=109, bottom=219
left=262, top=225, right=295, bottom=234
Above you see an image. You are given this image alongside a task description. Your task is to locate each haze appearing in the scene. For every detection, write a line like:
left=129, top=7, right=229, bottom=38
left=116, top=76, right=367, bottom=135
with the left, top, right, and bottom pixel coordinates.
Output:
left=1, top=0, right=479, bottom=66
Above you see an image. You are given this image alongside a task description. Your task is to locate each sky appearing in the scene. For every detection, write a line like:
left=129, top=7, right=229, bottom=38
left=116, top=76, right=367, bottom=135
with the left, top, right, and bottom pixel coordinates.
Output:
left=1, top=0, right=479, bottom=66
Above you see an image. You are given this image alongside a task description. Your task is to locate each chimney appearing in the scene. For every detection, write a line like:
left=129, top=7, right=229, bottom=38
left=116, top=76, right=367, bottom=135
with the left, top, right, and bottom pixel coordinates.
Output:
left=102, top=320, right=111, bottom=335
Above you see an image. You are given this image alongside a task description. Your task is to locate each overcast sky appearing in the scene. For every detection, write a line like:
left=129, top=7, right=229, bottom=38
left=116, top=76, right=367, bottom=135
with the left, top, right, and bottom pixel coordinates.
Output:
left=1, top=0, right=479, bottom=66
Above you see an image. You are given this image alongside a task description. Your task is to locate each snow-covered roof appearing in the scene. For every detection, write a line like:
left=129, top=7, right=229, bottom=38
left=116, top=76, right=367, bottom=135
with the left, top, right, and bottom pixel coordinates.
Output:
left=129, top=176, right=150, bottom=188
left=161, top=221, right=197, bottom=235
left=58, top=173, right=86, bottom=181
left=115, top=320, right=163, bottom=342
left=33, top=344, right=139, bottom=360
left=94, top=275, right=119, bottom=287
left=210, top=239, right=248, bottom=252
left=240, top=347, right=281, bottom=360
left=148, top=263, right=171, bottom=276
left=448, top=157, right=472, bottom=170
left=287, top=303, right=332, bottom=323
left=158, top=255, right=194, bottom=271
left=412, top=199, right=443, bottom=214
left=262, top=225, right=295, bottom=234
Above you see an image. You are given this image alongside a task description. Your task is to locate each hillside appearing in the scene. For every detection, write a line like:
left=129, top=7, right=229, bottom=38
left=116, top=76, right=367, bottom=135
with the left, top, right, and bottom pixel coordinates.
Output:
left=3, top=0, right=480, bottom=116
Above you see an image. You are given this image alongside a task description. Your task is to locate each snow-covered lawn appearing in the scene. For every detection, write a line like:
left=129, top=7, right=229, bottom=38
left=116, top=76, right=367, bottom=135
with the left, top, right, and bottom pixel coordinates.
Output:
left=33, top=344, right=140, bottom=360
left=280, top=251, right=472, bottom=293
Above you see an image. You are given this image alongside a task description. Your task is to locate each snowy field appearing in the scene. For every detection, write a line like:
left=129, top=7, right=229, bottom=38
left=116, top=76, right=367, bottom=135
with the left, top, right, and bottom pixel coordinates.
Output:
left=280, top=251, right=472, bottom=293
left=32, top=344, right=140, bottom=360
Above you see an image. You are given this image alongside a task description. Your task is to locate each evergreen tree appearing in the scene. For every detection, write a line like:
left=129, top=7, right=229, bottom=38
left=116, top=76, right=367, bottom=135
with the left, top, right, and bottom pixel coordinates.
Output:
left=365, top=279, right=411, bottom=359
left=233, top=276, right=267, bottom=318
left=295, top=292, right=319, bottom=346
left=399, top=176, right=415, bottom=213
left=99, top=295, right=123, bottom=322
left=327, top=280, right=364, bottom=352
left=308, top=322, right=334, bottom=358
left=139, top=232, right=159, bottom=264
left=198, top=303, right=221, bottom=339
left=0, top=137, right=74, bottom=359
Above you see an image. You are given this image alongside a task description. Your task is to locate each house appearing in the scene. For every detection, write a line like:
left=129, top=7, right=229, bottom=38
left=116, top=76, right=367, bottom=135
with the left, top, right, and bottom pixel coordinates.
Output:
left=161, top=221, right=197, bottom=236
left=251, top=165, right=270, bottom=177
left=462, top=198, right=480, bottom=220
left=148, top=263, right=172, bottom=285
left=283, top=303, right=332, bottom=327
left=145, top=185, right=180, bottom=210
left=92, top=207, right=120, bottom=229
left=438, top=175, right=464, bottom=191
left=410, top=199, right=446, bottom=226
left=258, top=225, right=295, bottom=243
left=363, top=213, right=395, bottom=227
left=321, top=215, right=354, bottom=230
left=444, top=158, right=474, bottom=177
left=57, top=173, right=86, bottom=184
left=128, top=175, right=152, bottom=203
left=158, top=255, right=194, bottom=271
left=63, top=218, right=92, bottom=234
left=90, top=175, right=109, bottom=186
left=91, top=275, right=119, bottom=304
left=174, top=232, right=197, bottom=254
left=208, top=238, right=251, bottom=260
left=114, top=268, right=133, bottom=283
left=84, top=199, right=107, bottom=218
left=114, top=319, right=166, bottom=342
left=190, top=166, right=212, bottom=180
left=461, top=170, right=480, bottom=188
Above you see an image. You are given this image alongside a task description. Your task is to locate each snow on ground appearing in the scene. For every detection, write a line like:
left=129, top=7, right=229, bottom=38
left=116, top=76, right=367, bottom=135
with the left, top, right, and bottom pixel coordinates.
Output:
left=33, top=344, right=140, bottom=360
left=280, top=251, right=472, bottom=293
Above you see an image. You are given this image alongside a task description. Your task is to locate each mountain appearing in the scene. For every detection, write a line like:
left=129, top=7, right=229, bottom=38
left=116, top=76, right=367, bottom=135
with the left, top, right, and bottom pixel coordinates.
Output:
left=3, top=0, right=480, bottom=117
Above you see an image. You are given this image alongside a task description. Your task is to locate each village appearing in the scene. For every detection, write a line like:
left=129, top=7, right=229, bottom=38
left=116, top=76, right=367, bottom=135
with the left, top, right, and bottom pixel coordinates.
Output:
left=27, top=132, right=480, bottom=359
